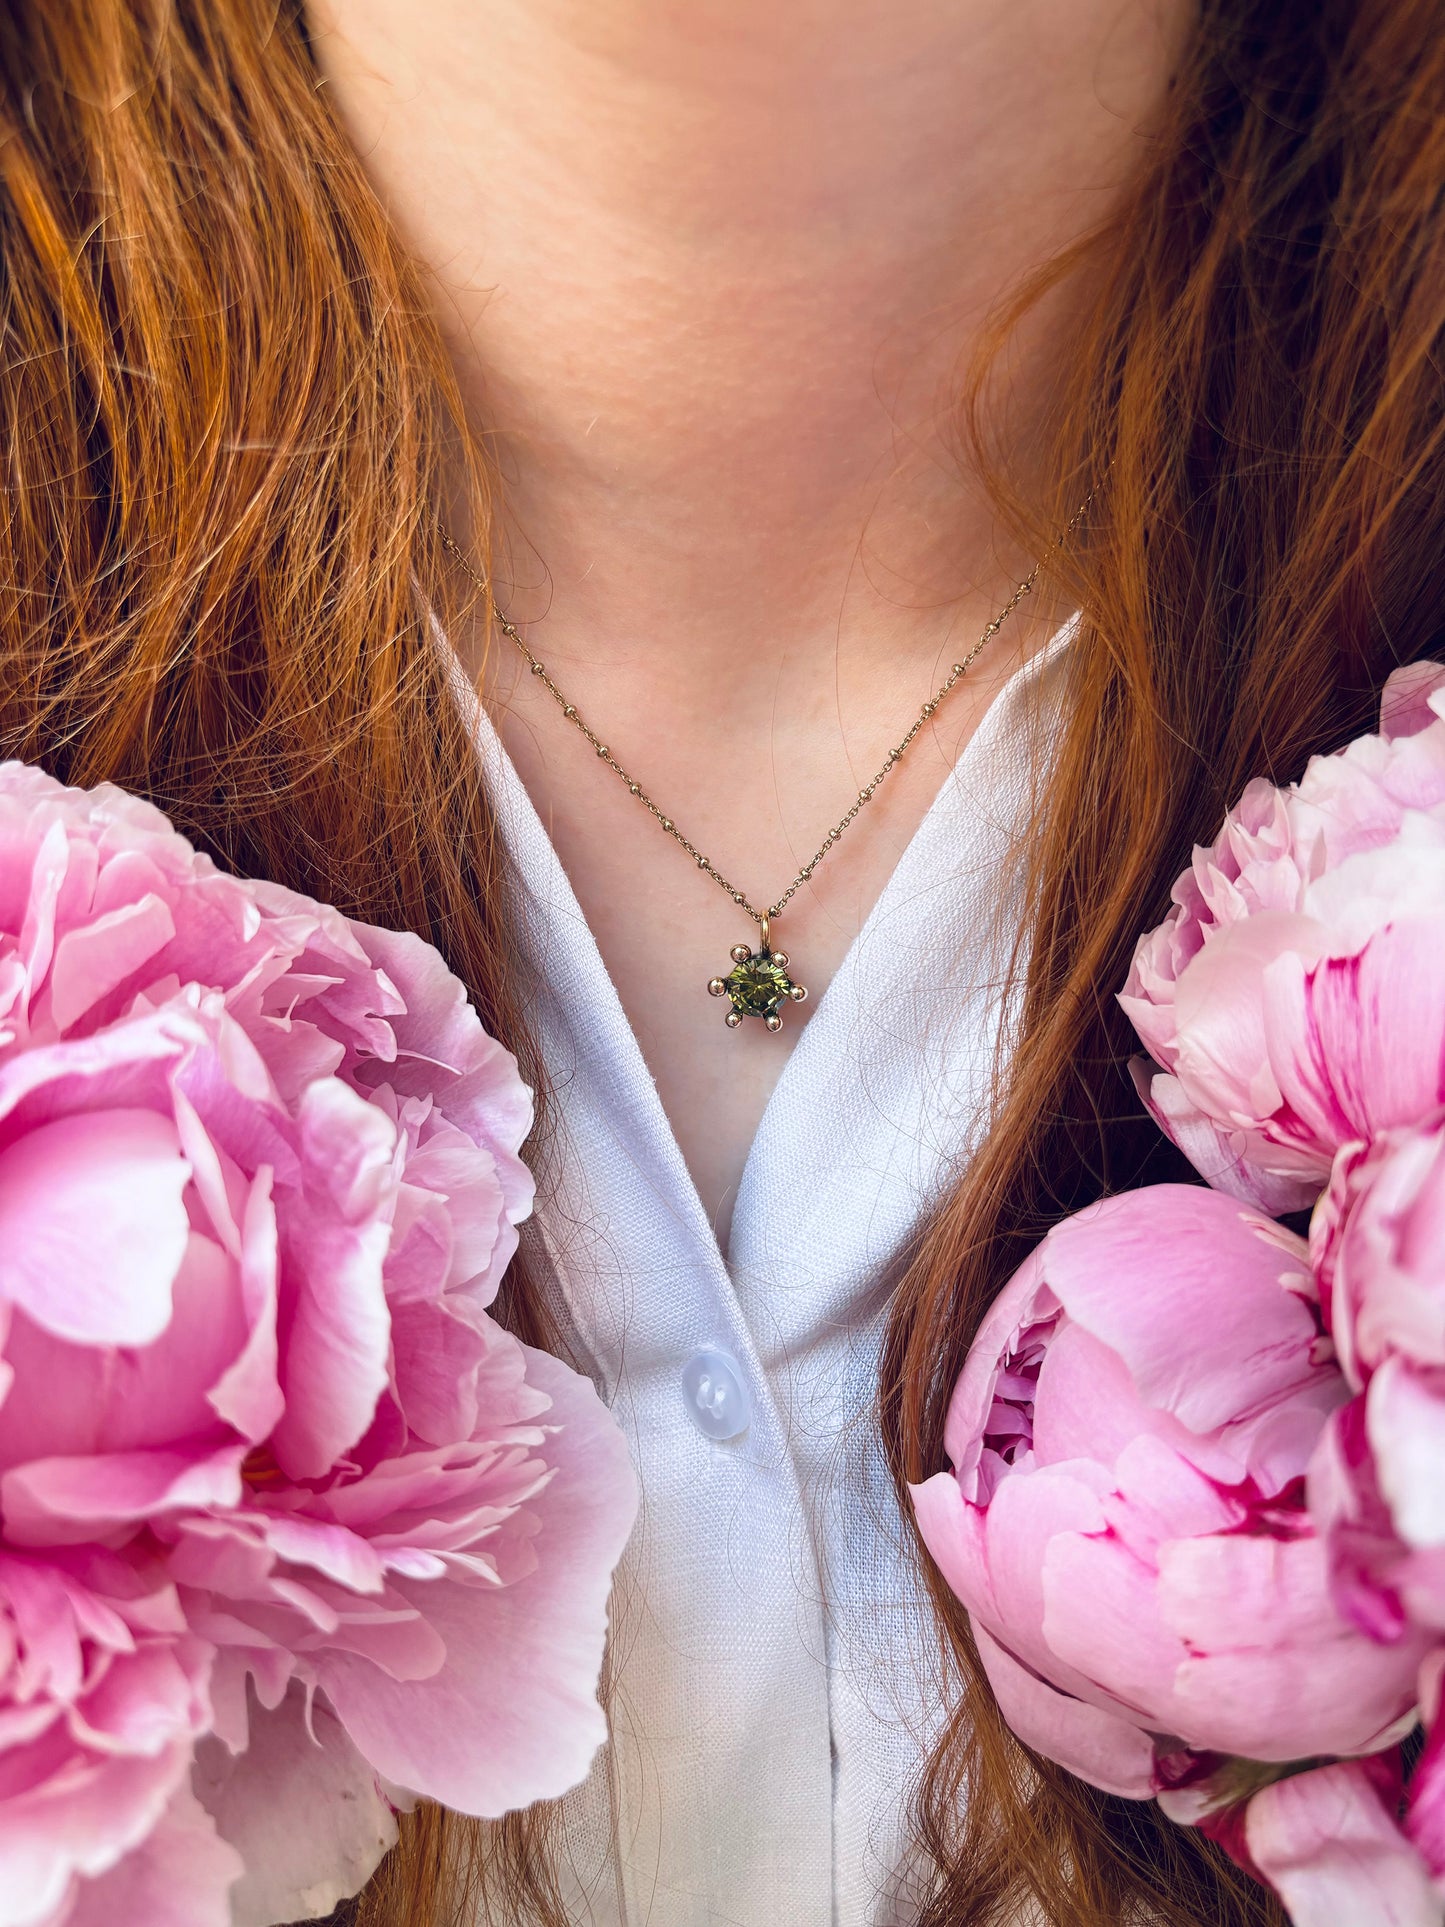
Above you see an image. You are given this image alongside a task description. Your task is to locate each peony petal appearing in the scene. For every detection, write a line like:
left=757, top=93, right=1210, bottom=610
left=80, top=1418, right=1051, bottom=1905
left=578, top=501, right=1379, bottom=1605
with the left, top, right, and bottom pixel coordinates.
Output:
left=1381, top=661, right=1445, bottom=741
left=910, top=1471, right=999, bottom=1625
left=192, top=1685, right=396, bottom=1927
left=1156, top=1532, right=1424, bottom=1761
left=0, top=1110, right=190, bottom=1347
left=56, top=1781, right=241, bottom=1927
left=941, top=1244, right=1055, bottom=1477
left=47, top=894, right=177, bottom=1033
left=1270, top=927, right=1445, bottom=1150
left=1307, top=1394, right=1418, bottom=1645
left=350, top=923, right=535, bottom=1228
left=982, top=1467, right=1113, bottom=1685
left=972, top=1622, right=1157, bottom=1798
left=1134, top=1064, right=1320, bottom=1212
left=1246, top=1760, right=1441, bottom=1927
left=387, top=1294, right=491, bottom=1446
left=1407, top=1690, right=1445, bottom=1882
left=1100, top=1433, right=1242, bottom=1562
left=0, top=1234, right=247, bottom=1472
left=70, top=1636, right=212, bottom=1756
left=1028, top=1327, right=1265, bottom=1494
left=1, top=1445, right=245, bottom=1543
left=254, top=1515, right=387, bottom=1595
left=0, top=1737, right=197, bottom=1927
left=1040, top=1528, right=1187, bottom=1726
left=1169, top=910, right=1326, bottom=1126
left=316, top=1346, right=636, bottom=1816
left=1370, top=1359, right=1445, bottom=1551
left=1041, top=1186, right=1322, bottom=1437
left=204, top=1173, right=284, bottom=1443
left=267, top=1080, right=395, bottom=1480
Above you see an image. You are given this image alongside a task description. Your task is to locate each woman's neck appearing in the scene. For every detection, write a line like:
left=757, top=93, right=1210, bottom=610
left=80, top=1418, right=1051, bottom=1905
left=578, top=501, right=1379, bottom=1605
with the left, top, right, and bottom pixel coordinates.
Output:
left=309, top=0, right=1184, bottom=1246
left=311, top=0, right=1183, bottom=655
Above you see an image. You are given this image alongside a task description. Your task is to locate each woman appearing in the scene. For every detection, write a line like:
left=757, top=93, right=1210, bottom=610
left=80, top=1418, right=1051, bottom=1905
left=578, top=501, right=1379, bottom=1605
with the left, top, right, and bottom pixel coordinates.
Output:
left=1, top=2, right=1440, bottom=1924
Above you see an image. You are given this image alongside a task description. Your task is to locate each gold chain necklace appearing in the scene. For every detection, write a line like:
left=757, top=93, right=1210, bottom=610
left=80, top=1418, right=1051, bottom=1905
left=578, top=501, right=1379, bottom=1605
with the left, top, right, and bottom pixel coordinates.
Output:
left=440, top=527, right=1043, bottom=1035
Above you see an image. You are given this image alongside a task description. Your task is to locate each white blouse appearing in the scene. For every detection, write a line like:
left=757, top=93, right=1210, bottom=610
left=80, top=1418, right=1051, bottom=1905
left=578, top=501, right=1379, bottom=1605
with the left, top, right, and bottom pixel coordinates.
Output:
left=455, top=623, right=1072, bottom=1927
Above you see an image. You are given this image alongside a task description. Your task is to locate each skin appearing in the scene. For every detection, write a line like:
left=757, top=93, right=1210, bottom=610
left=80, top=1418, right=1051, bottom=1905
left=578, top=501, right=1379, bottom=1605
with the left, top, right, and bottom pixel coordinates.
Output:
left=309, top=0, right=1188, bottom=1251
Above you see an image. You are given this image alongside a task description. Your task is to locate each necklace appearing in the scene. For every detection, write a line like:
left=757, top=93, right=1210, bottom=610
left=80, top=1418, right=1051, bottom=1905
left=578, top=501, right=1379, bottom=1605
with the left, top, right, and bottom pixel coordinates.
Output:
left=440, top=527, right=1043, bottom=1035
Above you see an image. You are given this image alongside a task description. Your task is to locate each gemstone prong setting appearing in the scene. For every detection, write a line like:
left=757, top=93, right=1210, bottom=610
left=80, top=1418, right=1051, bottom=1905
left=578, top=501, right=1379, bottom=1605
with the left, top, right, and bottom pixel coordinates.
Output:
left=710, top=943, right=807, bottom=1035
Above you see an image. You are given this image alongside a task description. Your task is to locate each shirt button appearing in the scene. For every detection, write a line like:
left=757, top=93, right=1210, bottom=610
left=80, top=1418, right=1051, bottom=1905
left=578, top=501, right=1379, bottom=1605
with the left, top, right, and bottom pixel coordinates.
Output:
left=680, top=1347, right=751, bottom=1441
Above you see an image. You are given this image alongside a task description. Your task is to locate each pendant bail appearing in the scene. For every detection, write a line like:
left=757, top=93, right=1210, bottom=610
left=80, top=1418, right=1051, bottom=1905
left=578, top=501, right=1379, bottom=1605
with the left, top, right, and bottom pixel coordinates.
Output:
left=758, top=912, right=771, bottom=954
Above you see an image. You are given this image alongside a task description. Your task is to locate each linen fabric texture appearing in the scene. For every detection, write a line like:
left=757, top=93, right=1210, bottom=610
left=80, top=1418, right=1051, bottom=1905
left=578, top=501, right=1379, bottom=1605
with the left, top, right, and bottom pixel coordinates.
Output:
left=451, top=625, right=1072, bottom=1927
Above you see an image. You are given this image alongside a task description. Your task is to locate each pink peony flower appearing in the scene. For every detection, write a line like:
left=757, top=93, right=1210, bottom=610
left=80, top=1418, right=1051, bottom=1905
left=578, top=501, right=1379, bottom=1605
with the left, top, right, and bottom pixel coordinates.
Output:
left=1242, top=1755, right=1441, bottom=1927
left=0, top=764, right=638, bottom=1927
left=1406, top=1654, right=1445, bottom=1897
left=1306, top=1118, right=1445, bottom=1644
left=1119, top=662, right=1445, bottom=1212
left=910, top=1186, right=1426, bottom=1805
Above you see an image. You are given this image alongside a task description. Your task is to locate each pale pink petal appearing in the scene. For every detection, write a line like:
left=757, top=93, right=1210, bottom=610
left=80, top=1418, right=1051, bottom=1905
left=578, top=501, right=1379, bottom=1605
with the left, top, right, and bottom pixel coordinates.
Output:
left=1407, top=1689, right=1445, bottom=1882
left=56, top=1782, right=241, bottom=1927
left=47, top=895, right=177, bottom=1033
left=0, top=1235, right=246, bottom=1472
left=1168, top=911, right=1325, bottom=1123
left=972, top=1622, right=1157, bottom=1799
left=1040, top=1529, right=1188, bottom=1726
left=0, top=1008, right=191, bottom=1138
left=1370, top=1360, right=1445, bottom=1551
left=14, top=818, right=73, bottom=1010
left=254, top=1516, right=387, bottom=1595
left=0, top=1110, right=189, bottom=1346
left=70, top=1636, right=213, bottom=1755
left=909, top=1471, right=999, bottom=1625
left=203, top=1174, right=284, bottom=1442
left=387, top=1294, right=491, bottom=1445
left=411, top=1134, right=511, bottom=1292
left=941, top=1243, right=1054, bottom=1476
left=266, top=1081, right=395, bottom=1480
left=1028, top=1327, right=1274, bottom=1493
left=1246, top=1760, right=1441, bottom=1927
left=0, top=1738, right=197, bottom=1927
left=1134, top=1063, right=1320, bottom=1211
left=351, top=926, right=535, bottom=1220
left=192, top=1687, right=396, bottom=1927
left=1156, top=1533, right=1424, bottom=1760
left=1270, top=927, right=1445, bottom=1148
left=316, top=1347, right=637, bottom=1815
left=1, top=1445, right=245, bottom=1543
left=1029, top=1320, right=1162, bottom=1470
left=1041, top=1187, right=1320, bottom=1436
left=982, top=1468, right=1112, bottom=1680
left=241, top=885, right=404, bottom=1067
left=1380, top=661, right=1445, bottom=741
left=1100, top=1433, right=1242, bottom=1561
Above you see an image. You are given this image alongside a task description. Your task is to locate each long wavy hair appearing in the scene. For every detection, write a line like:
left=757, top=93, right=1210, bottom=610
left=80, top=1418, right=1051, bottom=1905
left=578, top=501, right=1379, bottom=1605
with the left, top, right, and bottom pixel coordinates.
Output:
left=1, top=2, right=1441, bottom=1924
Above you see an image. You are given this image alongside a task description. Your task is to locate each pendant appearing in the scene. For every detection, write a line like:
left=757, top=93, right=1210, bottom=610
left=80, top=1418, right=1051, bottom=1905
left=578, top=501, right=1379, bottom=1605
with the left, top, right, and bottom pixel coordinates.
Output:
left=707, top=916, right=808, bottom=1033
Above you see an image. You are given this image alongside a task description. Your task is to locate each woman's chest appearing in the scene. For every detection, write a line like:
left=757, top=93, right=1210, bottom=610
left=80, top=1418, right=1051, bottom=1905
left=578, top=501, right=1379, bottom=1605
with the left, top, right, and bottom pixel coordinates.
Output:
left=487, top=655, right=1013, bottom=1251
left=454, top=635, right=1065, bottom=1922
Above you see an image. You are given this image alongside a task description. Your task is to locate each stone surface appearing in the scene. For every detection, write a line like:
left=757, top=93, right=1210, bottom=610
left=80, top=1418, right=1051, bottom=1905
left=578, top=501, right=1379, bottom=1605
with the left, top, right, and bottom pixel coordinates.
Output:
left=723, top=951, right=795, bottom=1019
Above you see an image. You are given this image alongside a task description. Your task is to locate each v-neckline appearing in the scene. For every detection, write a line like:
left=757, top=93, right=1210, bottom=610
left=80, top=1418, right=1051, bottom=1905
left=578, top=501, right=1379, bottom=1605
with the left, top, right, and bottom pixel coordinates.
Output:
left=450, top=617, right=1075, bottom=1273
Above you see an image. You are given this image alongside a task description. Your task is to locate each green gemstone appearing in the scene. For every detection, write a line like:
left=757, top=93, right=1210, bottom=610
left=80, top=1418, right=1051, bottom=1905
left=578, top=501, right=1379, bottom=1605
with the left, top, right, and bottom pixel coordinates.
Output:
left=723, top=951, right=795, bottom=1018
